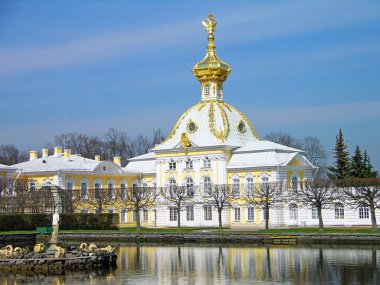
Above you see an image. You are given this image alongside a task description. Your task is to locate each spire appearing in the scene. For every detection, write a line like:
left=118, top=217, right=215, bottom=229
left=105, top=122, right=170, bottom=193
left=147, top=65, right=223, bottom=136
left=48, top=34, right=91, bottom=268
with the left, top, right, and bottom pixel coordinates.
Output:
left=193, top=14, right=231, bottom=101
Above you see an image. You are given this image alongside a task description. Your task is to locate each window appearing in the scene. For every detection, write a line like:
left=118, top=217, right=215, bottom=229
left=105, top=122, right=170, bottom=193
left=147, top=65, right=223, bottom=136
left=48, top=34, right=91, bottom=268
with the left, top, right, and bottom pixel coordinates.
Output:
left=203, top=157, right=211, bottom=168
left=204, top=85, right=210, bottom=95
left=133, top=210, right=137, bottom=222
left=108, top=208, right=115, bottom=214
left=168, top=178, right=176, bottom=197
left=289, top=204, right=298, bottom=220
left=247, top=207, right=255, bottom=221
left=204, top=205, right=212, bottom=221
left=245, top=177, right=254, bottom=196
left=121, top=209, right=127, bottom=223
left=170, top=207, right=178, bottom=221
left=80, top=209, right=89, bottom=214
left=80, top=182, right=88, bottom=200
left=185, top=177, right=194, bottom=197
left=261, top=208, right=269, bottom=221
left=153, top=210, right=156, bottom=221
left=232, top=178, right=240, bottom=197
left=359, top=207, right=369, bottom=219
left=185, top=157, right=193, bottom=169
left=203, top=177, right=212, bottom=196
left=186, top=206, right=194, bottom=221
left=143, top=209, right=148, bottom=222
left=169, top=160, right=176, bottom=170
left=233, top=208, right=241, bottom=221
left=120, top=183, right=126, bottom=200
left=311, top=207, right=318, bottom=220
left=108, top=183, right=114, bottom=199
left=95, top=183, right=101, bottom=198
left=66, top=182, right=73, bottom=191
left=335, top=203, right=344, bottom=219
left=291, top=176, right=298, bottom=193
left=260, top=176, right=269, bottom=192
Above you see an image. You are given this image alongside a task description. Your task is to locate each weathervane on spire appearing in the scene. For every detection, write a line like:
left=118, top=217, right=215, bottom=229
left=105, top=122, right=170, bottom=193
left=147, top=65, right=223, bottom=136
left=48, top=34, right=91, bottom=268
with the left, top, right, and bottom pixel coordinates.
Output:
left=202, top=14, right=217, bottom=35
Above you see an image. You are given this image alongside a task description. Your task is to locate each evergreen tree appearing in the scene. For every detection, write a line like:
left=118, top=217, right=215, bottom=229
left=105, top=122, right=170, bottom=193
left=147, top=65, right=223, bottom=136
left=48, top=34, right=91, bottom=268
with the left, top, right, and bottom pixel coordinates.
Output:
left=350, top=145, right=365, bottom=178
left=363, top=150, right=378, bottom=178
left=328, top=129, right=350, bottom=179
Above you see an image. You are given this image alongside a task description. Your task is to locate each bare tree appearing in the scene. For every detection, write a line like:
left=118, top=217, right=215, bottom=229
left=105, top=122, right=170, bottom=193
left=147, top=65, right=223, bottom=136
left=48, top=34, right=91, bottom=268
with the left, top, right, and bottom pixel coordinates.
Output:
left=264, top=131, right=302, bottom=149
left=340, top=178, right=380, bottom=231
left=244, top=181, right=284, bottom=230
left=160, top=185, right=193, bottom=229
left=302, top=136, right=327, bottom=167
left=293, top=179, right=336, bottom=231
left=0, top=144, right=28, bottom=165
left=75, top=187, right=117, bottom=214
left=117, top=186, right=158, bottom=230
left=206, top=184, right=235, bottom=230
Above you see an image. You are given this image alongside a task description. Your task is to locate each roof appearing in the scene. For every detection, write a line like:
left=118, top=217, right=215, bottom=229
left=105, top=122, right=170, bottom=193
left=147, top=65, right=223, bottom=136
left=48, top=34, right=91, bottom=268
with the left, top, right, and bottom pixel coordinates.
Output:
left=124, top=152, right=156, bottom=175
left=12, top=154, right=124, bottom=174
left=233, top=140, right=303, bottom=153
left=153, top=100, right=260, bottom=151
left=227, top=141, right=313, bottom=169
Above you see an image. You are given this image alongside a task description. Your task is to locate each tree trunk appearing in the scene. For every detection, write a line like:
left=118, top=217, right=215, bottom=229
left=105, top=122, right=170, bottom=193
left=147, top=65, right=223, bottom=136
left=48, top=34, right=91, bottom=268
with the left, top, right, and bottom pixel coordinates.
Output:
left=265, top=206, right=269, bottom=230
left=370, top=203, right=377, bottom=231
left=136, top=209, right=141, bottom=231
left=318, top=206, right=324, bottom=231
left=218, top=208, right=223, bottom=230
left=177, top=207, right=181, bottom=229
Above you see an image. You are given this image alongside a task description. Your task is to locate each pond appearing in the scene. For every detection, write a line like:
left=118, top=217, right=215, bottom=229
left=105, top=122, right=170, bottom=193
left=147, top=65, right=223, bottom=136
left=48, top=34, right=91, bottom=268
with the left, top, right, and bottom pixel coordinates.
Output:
left=0, top=243, right=379, bottom=284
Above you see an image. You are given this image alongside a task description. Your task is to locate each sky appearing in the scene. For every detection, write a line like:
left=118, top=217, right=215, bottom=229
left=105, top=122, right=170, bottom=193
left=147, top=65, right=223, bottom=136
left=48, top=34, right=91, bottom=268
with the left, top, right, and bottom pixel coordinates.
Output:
left=0, top=0, right=379, bottom=169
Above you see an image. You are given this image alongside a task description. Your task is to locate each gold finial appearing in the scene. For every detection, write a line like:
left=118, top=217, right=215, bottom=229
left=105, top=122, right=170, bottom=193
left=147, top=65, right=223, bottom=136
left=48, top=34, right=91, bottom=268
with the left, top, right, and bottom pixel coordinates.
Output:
left=202, top=14, right=217, bottom=35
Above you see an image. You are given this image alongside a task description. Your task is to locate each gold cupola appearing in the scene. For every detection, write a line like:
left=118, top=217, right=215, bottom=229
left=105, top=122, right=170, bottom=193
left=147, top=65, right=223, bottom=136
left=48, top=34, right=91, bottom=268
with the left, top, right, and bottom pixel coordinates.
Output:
left=193, top=14, right=231, bottom=101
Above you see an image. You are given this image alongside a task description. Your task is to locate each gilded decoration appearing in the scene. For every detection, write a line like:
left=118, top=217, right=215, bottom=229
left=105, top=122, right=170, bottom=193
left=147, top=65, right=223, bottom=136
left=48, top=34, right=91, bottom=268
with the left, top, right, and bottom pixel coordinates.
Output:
left=180, top=133, right=192, bottom=148
left=186, top=119, right=198, bottom=133
left=209, top=101, right=229, bottom=141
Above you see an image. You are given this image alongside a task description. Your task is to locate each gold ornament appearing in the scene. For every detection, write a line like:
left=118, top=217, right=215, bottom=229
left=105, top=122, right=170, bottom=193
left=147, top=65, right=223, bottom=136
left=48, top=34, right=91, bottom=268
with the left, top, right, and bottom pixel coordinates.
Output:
left=180, top=133, right=192, bottom=148
left=186, top=119, right=198, bottom=133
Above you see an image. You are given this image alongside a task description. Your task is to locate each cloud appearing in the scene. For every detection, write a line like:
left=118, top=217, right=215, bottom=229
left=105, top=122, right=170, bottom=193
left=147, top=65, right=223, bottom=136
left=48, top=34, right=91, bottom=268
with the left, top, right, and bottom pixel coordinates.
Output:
left=1, top=1, right=379, bottom=75
left=244, top=101, right=380, bottom=127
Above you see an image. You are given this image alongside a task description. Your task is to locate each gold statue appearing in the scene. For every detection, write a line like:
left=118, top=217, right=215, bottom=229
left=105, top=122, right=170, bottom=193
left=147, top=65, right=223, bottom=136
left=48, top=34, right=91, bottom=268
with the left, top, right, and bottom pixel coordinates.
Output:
left=202, top=14, right=217, bottom=34
left=180, top=133, right=192, bottom=148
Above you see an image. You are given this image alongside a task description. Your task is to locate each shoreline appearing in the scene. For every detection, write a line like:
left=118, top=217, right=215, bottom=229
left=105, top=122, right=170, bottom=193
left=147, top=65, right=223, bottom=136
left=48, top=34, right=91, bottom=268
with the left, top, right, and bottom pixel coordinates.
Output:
left=2, top=232, right=380, bottom=246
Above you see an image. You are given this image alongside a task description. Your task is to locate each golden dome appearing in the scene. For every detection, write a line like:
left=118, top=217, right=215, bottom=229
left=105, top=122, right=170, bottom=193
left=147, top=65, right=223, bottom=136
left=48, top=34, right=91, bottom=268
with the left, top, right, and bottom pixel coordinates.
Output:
left=192, top=15, right=231, bottom=84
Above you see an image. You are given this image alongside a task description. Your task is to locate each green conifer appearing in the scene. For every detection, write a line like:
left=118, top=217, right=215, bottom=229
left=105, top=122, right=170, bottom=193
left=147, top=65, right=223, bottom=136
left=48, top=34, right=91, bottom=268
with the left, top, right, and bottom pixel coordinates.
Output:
left=328, top=128, right=350, bottom=179
left=350, top=145, right=365, bottom=178
left=363, top=150, right=379, bottom=178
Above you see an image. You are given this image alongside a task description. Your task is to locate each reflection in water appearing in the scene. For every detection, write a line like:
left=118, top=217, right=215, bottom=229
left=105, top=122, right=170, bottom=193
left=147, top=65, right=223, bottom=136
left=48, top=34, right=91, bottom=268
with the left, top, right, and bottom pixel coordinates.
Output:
left=0, top=244, right=379, bottom=284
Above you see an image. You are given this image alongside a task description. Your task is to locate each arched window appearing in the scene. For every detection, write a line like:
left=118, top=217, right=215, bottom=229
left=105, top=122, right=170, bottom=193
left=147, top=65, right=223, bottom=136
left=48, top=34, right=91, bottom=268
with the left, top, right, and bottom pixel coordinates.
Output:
left=168, top=178, right=176, bottom=197
left=335, top=203, right=344, bottom=220
left=359, top=206, right=369, bottom=219
left=185, top=177, right=194, bottom=197
left=291, top=176, right=298, bottom=193
left=245, top=177, right=255, bottom=196
left=231, top=177, right=240, bottom=197
left=203, top=156, right=211, bottom=168
left=80, top=179, right=88, bottom=200
left=203, top=176, right=212, bottom=196
left=260, top=176, right=269, bottom=192
left=107, top=179, right=115, bottom=199
left=185, top=157, right=193, bottom=169
left=289, top=204, right=298, bottom=220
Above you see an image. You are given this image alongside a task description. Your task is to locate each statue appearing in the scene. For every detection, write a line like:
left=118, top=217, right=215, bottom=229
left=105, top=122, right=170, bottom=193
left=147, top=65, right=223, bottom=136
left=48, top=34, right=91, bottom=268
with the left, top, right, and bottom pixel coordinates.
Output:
left=202, top=14, right=217, bottom=34
left=180, top=133, right=192, bottom=148
left=51, top=211, right=60, bottom=244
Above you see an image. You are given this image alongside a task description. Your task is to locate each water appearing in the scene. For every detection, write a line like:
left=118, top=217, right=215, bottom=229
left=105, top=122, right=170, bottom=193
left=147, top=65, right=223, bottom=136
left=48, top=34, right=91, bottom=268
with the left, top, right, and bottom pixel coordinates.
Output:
left=1, top=243, right=379, bottom=284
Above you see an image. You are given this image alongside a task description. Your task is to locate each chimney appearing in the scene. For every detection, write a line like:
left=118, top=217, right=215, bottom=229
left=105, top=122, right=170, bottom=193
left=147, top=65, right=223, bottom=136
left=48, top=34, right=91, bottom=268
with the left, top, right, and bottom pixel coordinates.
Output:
left=64, top=149, right=71, bottom=158
left=42, top=148, right=49, bottom=158
left=113, top=156, right=121, bottom=166
left=54, top=147, right=63, bottom=157
left=29, top=150, right=38, bottom=161
left=95, top=155, right=101, bottom=161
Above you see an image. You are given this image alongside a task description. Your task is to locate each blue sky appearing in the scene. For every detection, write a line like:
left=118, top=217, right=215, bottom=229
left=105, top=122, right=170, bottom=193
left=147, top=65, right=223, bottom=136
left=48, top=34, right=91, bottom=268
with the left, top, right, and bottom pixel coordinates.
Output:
left=0, top=0, right=379, bottom=169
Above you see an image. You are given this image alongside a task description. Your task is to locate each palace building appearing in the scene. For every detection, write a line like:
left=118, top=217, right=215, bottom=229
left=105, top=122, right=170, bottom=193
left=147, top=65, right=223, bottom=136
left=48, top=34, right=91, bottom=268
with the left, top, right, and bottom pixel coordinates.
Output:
left=4, top=15, right=374, bottom=228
